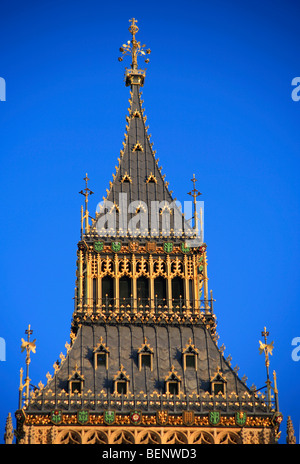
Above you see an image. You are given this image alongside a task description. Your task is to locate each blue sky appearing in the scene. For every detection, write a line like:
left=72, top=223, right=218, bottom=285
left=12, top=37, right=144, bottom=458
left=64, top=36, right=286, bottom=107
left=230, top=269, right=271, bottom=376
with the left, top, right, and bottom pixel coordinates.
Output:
left=0, top=0, right=299, bottom=444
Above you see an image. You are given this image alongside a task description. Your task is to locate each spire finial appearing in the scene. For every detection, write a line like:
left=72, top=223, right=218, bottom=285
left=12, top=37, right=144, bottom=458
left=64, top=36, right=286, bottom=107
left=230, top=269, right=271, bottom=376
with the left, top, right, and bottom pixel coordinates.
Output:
left=79, top=173, right=94, bottom=234
left=286, top=416, right=296, bottom=444
left=129, top=18, right=139, bottom=42
left=259, top=327, right=274, bottom=406
left=20, top=324, right=36, bottom=407
left=118, top=18, right=151, bottom=86
left=187, top=174, right=202, bottom=236
left=4, top=413, right=14, bottom=444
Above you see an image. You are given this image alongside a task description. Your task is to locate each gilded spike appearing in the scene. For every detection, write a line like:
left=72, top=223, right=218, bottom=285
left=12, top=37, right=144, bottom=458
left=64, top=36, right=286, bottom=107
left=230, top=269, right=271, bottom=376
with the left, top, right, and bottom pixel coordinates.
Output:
left=259, top=327, right=276, bottom=407
left=79, top=173, right=94, bottom=234
left=19, top=325, right=37, bottom=408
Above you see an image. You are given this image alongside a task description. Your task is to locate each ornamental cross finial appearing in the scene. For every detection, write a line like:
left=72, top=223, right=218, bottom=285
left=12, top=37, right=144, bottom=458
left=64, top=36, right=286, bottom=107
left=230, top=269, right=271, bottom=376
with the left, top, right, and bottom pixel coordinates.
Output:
left=79, top=173, right=94, bottom=202
left=259, top=327, right=274, bottom=361
left=187, top=174, right=202, bottom=236
left=21, top=325, right=36, bottom=355
left=258, top=326, right=275, bottom=406
left=20, top=324, right=36, bottom=408
left=188, top=174, right=202, bottom=202
left=79, top=173, right=94, bottom=234
left=118, top=18, right=151, bottom=70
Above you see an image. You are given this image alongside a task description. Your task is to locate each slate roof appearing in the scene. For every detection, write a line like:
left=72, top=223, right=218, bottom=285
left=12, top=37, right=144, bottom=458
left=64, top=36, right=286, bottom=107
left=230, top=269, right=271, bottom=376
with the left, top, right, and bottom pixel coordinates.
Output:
left=94, top=83, right=193, bottom=239
left=27, top=323, right=271, bottom=415
left=107, top=84, right=174, bottom=207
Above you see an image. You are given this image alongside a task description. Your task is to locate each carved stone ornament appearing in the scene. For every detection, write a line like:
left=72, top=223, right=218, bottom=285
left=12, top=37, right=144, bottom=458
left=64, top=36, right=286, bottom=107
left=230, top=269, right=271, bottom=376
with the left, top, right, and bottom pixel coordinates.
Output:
left=146, top=241, right=156, bottom=253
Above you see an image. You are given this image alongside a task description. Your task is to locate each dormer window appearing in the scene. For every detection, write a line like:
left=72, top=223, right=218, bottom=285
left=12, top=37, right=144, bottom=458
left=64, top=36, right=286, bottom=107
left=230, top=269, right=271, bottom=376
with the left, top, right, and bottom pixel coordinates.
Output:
left=68, top=364, right=84, bottom=395
left=71, top=381, right=82, bottom=394
left=110, top=203, right=120, bottom=213
left=141, top=353, right=151, bottom=367
left=211, top=367, right=227, bottom=396
left=121, top=172, right=132, bottom=183
left=116, top=381, right=127, bottom=395
left=168, top=381, right=179, bottom=395
left=134, top=202, right=147, bottom=214
left=113, top=365, right=130, bottom=396
left=159, top=205, right=173, bottom=215
left=132, top=141, right=144, bottom=152
left=165, top=366, right=181, bottom=395
left=132, top=109, right=141, bottom=119
left=213, top=382, right=224, bottom=395
left=146, top=172, right=157, bottom=184
left=138, top=338, right=154, bottom=371
left=97, top=353, right=106, bottom=366
left=182, top=338, right=199, bottom=370
left=185, top=354, right=196, bottom=368
left=93, top=337, right=109, bottom=370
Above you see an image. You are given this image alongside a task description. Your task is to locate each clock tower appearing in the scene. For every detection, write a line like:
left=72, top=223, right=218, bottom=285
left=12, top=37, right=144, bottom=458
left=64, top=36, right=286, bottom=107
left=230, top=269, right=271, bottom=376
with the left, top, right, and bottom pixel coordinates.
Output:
left=5, top=18, right=294, bottom=445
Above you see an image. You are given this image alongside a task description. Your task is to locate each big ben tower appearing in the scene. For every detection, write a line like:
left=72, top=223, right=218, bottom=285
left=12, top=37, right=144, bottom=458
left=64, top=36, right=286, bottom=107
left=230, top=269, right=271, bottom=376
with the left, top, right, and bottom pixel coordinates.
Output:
left=4, top=18, right=294, bottom=446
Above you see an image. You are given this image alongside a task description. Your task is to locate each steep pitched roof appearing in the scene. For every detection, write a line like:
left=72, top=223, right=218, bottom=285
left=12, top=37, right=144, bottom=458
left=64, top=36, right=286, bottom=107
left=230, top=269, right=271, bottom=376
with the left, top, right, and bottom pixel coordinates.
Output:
left=93, top=82, right=194, bottom=239
left=26, top=324, right=269, bottom=415
left=93, top=82, right=176, bottom=238
left=108, top=84, right=174, bottom=207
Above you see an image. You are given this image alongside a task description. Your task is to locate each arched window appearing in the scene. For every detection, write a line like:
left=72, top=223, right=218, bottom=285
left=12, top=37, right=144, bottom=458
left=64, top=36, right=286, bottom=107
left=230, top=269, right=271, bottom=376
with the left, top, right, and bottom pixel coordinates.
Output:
left=172, top=277, right=184, bottom=304
left=102, top=276, right=114, bottom=305
left=119, top=276, right=131, bottom=302
left=154, top=276, right=166, bottom=305
left=189, top=280, right=194, bottom=305
left=137, top=276, right=149, bottom=302
left=93, top=278, right=98, bottom=305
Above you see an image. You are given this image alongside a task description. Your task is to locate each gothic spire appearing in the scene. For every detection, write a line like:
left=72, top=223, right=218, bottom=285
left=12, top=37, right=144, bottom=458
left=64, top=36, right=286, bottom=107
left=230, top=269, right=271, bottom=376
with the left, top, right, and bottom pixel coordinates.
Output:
left=4, top=413, right=13, bottom=444
left=94, top=19, right=192, bottom=239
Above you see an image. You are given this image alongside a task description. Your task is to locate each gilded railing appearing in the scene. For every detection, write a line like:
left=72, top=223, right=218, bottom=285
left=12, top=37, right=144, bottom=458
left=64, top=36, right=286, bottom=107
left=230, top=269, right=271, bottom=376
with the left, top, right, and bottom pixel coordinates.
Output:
left=26, top=388, right=276, bottom=415
left=72, top=297, right=217, bottom=329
